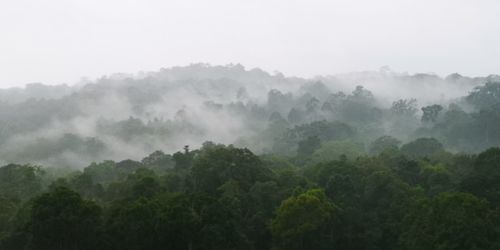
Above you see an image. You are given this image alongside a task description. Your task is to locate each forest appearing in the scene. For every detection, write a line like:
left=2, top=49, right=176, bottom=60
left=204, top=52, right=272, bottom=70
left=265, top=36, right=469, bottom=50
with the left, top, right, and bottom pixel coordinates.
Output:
left=1, top=64, right=500, bottom=249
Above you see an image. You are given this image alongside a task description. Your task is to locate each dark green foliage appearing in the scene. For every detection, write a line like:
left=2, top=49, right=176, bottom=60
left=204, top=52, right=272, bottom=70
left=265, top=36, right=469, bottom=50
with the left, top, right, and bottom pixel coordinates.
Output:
left=191, top=145, right=271, bottom=194
left=360, top=171, right=422, bottom=249
left=271, top=189, right=338, bottom=250
left=29, top=187, right=102, bottom=250
left=392, top=158, right=421, bottom=186
left=420, top=164, right=453, bottom=196
left=401, top=192, right=500, bottom=249
left=369, top=135, right=401, bottom=155
left=401, top=137, right=444, bottom=158
left=305, top=160, right=363, bottom=206
left=1, top=143, right=500, bottom=250
left=0, top=164, right=43, bottom=201
left=141, top=150, right=174, bottom=173
left=173, top=145, right=195, bottom=170
left=105, top=192, right=247, bottom=250
left=82, top=160, right=117, bottom=185
left=460, top=147, right=500, bottom=206
left=0, top=196, right=19, bottom=237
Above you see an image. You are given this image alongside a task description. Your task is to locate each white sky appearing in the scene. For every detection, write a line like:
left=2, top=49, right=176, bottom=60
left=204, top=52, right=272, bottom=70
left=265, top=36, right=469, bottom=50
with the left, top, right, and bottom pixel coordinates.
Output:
left=1, top=0, right=499, bottom=87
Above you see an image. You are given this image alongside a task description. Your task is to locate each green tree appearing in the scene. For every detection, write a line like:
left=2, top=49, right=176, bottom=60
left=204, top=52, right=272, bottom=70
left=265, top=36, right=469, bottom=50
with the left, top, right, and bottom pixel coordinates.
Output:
left=29, top=187, right=102, bottom=250
left=401, top=192, right=500, bottom=249
left=421, top=104, right=443, bottom=123
left=173, top=145, right=195, bottom=170
left=191, top=145, right=271, bottom=194
left=0, top=164, right=43, bottom=201
left=0, top=196, right=19, bottom=238
left=369, top=135, right=401, bottom=155
left=106, top=197, right=164, bottom=250
left=304, top=160, right=369, bottom=249
left=401, top=138, right=444, bottom=159
left=460, top=147, right=500, bottom=206
left=361, top=171, right=422, bottom=249
left=83, top=160, right=117, bottom=185
left=420, top=164, right=452, bottom=196
left=271, top=189, right=338, bottom=250
left=141, top=150, right=174, bottom=174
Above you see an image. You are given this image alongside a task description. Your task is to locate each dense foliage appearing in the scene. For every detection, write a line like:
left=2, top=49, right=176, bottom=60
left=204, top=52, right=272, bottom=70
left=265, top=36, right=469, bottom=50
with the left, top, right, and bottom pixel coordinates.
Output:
left=2, top=65, right=500, bottom=249
left=1, top=141, right=500, bottom=249
left=1, top=64, right=499, bottom=168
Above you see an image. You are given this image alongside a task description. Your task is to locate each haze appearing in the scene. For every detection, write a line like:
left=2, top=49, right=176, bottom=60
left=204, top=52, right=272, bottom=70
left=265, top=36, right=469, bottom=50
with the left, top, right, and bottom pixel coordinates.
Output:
left=1, top=0, right=499, bottom=87
left=4, top=1, right=500, bottom=249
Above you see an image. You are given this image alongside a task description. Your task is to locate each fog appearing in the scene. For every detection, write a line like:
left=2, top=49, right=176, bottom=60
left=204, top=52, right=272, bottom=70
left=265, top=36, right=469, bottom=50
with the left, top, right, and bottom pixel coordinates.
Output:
left=0, top=63, right=496, bottom=167
left=1, top=1, right=500, bottom=167
left=4, top=2, right=500, bottom=250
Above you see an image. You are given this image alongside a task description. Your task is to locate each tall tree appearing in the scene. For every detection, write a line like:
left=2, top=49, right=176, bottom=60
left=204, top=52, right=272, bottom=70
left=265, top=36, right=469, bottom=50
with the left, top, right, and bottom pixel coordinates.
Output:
left=29, top=187, right=102, bottom=250
left=421, top=104, right=443, bottom=123
left=271, top=189, right=338, bottom=250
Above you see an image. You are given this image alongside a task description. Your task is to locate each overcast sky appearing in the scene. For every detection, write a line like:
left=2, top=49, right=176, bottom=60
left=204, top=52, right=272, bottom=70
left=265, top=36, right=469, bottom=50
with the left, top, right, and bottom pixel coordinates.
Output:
left=1, top=0, right=499, bottom=87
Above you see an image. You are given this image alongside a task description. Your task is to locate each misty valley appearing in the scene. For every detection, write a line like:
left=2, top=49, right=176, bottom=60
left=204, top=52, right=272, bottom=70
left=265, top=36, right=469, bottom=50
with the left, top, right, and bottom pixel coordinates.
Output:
left=1, top=64, right=500, bottom=249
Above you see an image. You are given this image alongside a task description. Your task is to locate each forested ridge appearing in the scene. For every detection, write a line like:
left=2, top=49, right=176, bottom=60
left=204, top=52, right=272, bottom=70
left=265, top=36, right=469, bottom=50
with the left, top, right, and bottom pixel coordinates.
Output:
left=2, top=64, right=500, bottom=249
left=0, top=64, right=498, bottom=167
